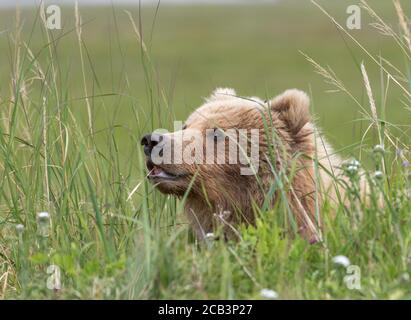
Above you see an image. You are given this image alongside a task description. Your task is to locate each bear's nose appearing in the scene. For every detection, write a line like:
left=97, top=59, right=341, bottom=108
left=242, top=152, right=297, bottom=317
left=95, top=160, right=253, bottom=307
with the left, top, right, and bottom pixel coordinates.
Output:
left=141, top=133, right=162, bottom=156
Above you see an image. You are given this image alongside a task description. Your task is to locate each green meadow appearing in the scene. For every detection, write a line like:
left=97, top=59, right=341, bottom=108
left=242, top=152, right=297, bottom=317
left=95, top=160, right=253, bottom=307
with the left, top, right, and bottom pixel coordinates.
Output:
left=0, top=0, right=411, bottom=299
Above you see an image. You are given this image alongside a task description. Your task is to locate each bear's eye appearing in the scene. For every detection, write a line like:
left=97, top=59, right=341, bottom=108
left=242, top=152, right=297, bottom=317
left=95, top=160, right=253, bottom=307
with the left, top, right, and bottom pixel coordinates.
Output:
left=182, top=124, right=187, bottom=130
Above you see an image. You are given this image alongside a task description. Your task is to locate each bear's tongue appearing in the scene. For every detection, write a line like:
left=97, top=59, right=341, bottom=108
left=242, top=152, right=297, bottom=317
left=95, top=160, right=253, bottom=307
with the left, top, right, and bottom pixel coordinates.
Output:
left=152, top=166, right=163, bottom=175
left=150, top=165, right=175, bottom=179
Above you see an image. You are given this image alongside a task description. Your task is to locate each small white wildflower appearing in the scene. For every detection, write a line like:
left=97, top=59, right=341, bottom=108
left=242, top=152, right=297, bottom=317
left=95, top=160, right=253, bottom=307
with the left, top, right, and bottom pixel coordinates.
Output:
left=221, top=210, right=231, bottom=219
left=260, top=288, right=279, bottom=299
left=205, top=233, right=215, bottom=241
left=373, top=144, right=385, bottom=154
left=347, top=165, right=358, bottom=174
left=332, top=255, right=350, bottom=267
left=37, top=212, right=50, bottom=222
left=344, top=159, right=360, bottom=177
left=401, top=272, right=410, bottom=284
left=16, top=224, right=24, bottom=234
left=350, top=159, right=360, bottom=167
left=374, top=170, right=384, bottom=180
left=37, top=212, right=51, bottom=237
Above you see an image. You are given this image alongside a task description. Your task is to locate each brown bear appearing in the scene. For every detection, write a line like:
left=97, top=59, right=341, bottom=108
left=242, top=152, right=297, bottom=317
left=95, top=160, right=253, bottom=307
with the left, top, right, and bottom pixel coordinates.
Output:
left=141, top=88, right=343, bottom=243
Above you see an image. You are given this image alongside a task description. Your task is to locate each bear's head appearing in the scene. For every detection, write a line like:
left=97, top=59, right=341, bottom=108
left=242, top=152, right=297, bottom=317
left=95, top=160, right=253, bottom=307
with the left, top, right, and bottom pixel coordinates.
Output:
left=141, top=88, right=314, bottom=216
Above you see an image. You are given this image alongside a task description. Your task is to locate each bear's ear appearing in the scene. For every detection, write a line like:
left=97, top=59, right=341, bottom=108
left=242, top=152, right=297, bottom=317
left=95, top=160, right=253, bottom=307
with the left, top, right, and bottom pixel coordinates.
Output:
left=269, top=89, right=311, bottom=134
left=206, top=87, right=237, bottom=102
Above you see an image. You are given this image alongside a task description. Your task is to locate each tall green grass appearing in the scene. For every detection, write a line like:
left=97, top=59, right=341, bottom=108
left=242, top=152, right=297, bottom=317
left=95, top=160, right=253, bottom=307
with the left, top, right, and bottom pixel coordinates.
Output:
left=0, top=1, right=411, bottom=299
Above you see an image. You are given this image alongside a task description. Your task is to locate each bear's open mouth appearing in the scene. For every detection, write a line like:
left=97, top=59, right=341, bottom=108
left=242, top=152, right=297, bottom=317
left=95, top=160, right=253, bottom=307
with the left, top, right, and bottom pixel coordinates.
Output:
left=146, top=160, right=186, bottom=181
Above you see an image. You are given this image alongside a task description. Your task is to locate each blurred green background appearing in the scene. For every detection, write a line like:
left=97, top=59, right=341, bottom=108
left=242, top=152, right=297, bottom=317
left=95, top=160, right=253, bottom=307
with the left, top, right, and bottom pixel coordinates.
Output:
left=0, top=0, right=410, bottom=157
